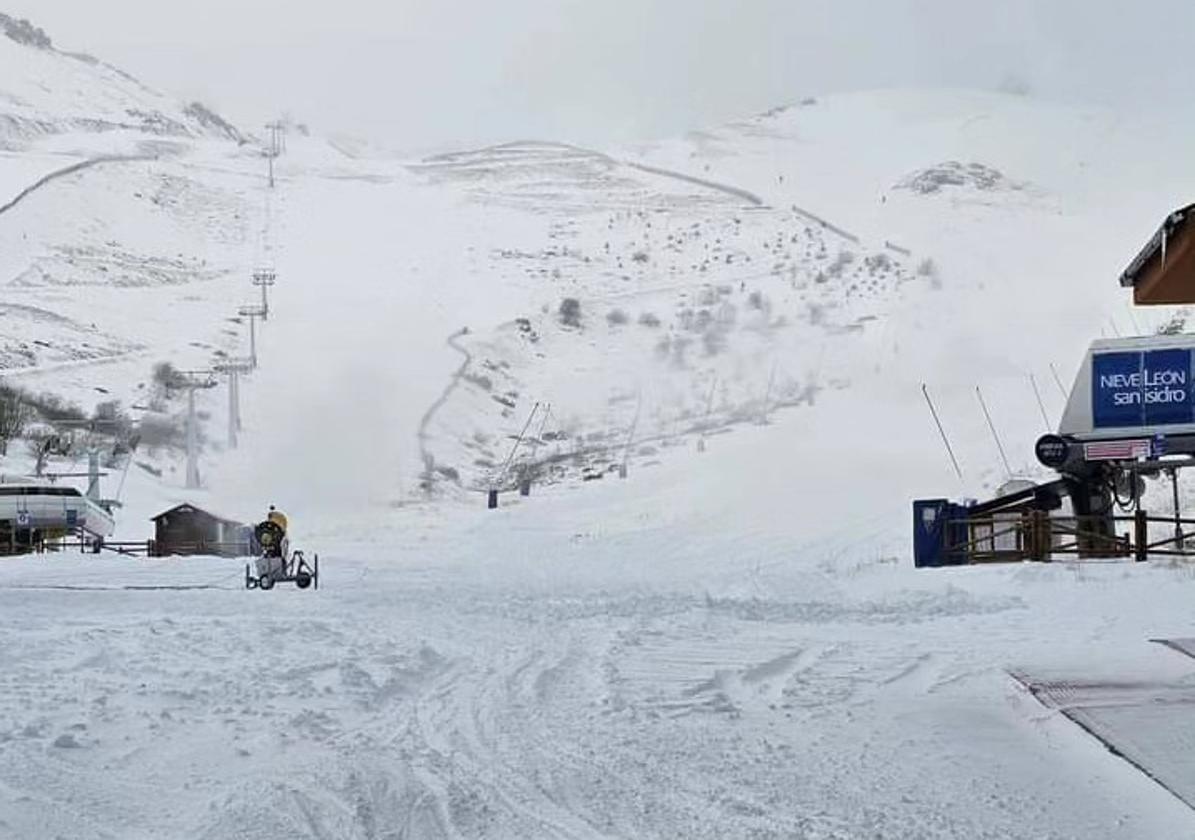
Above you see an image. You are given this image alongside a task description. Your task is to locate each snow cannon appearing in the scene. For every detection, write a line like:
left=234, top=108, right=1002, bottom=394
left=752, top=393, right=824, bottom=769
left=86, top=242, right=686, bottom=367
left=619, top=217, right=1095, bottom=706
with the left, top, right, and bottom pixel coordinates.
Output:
left=245, top=507, right=319, bottom=591
left=255, top=518, right=287, bottom=559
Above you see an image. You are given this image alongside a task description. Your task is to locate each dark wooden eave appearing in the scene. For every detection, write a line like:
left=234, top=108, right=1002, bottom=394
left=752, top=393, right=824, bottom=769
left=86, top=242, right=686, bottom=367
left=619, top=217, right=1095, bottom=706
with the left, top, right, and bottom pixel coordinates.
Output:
left=149, top=503, right=242, bottom=527
left=1120, top=203, right=1195, bottom=305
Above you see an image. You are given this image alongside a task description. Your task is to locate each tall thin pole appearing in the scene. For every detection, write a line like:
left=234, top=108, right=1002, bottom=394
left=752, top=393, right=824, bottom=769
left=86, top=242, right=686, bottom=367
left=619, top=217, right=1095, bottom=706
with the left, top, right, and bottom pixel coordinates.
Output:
left=705, top=375, right=718, bottom=418
left=253, top=270, right=275, bottom=321
left=698, top=375, right=717, bottom=451
left=1126, top=308, right=1142, bottom=336
left=496, top=402, right=540, bottom=487
left=227, top=370, right=238, bottom=450
left=621, top=391, right=642, bottom=476
left=976, top=385, right=1012, bottom=479
left=115, top=447, right=133, bottom=501
left=1170, top=467, right=1185, bottom=549
left=186, top=388, right=199, bottom=489
left=266, top=122, right=277, bottom=188
left=536, top=403, right=552, bottom=441
left=265, top=121, right=285, bottom=188
left=249, top=313, right=257, bottom=367
left=213, top=360, right=249, bottom=445
left=1029, top=373, right=1051, bottom=432
left=1049, top=363, right=1068, bottom=400
left=760, top=364, right=777, bottom=423
left=921, top=384, right=963, bottom=482
left=173, top=372, right=215, bottom=489
left=233, top=368, right=242, bottom=432
left=239, top=305, right=265, bottom=365
left=86, top=448, right=100, bottom=500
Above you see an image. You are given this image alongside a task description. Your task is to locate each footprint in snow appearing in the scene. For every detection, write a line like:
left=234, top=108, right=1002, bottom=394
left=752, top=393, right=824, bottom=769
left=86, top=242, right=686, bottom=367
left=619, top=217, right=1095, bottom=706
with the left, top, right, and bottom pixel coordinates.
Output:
left=52, top=733, right=82, bottom=749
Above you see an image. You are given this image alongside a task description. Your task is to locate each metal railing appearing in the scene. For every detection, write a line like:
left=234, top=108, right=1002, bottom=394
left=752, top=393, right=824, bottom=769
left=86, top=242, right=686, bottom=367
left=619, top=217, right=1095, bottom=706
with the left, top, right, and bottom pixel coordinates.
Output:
left=1, top=530, right=254, bottom=559
left=147, top=541, right=252, bottom=558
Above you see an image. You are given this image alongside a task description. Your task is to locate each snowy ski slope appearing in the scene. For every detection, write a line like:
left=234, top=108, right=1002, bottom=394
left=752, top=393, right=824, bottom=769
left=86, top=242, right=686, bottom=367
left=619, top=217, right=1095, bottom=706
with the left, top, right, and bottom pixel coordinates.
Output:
left=5, top=16, right=1195, bottom=836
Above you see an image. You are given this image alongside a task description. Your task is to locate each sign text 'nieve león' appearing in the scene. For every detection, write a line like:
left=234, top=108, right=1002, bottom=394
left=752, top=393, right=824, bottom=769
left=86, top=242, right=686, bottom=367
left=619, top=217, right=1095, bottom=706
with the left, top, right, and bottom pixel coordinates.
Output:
left=1092, top=348, right=1194, bottom=428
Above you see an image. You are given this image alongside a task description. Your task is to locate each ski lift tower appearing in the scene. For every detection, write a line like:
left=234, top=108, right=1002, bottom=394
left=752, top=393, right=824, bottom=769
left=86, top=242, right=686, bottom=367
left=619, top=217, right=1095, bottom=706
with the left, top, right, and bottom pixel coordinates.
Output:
left=171, top=371, right=218, bottom=489
left=237, top=305, right=267, bottom=367
left=264, top=120, right=285, bottom=188
left=252, top=268, right=276, bottom=321
left=212, top=357, right=254, bottom=450
left=35, top=416, right=131, bottom=504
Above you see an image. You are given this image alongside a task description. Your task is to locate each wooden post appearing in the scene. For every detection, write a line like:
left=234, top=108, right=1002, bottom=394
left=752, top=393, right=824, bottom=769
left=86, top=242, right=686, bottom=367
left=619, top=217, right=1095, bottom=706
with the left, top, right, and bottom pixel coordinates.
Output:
left=1135, top=509, right=1149, bottom=563
left=487, top=489, right=498, bottom=510
left=1029, top=510, right=1049, bottom=562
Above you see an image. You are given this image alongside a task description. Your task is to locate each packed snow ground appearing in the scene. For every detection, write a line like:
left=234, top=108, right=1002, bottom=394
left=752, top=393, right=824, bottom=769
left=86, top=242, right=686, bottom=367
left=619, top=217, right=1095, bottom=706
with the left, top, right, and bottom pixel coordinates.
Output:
left=7, top=79, right=1195, bottom=837
left=5, top=466, right=1195, bottom=838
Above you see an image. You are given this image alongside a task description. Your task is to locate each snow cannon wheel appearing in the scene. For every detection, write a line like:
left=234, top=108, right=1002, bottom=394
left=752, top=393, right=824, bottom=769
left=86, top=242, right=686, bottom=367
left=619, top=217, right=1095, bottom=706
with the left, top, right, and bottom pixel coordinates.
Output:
left=259, top=574, right=275, bottom=591
left=295, top=572, right=312, bottom=589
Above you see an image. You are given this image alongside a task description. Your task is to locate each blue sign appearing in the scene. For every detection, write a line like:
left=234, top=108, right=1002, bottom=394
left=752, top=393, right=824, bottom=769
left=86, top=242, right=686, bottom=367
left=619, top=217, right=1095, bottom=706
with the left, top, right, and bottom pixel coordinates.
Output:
left=1093, top=348, right=1194, bottom=428
left=65, top=509, right=78, bottom=527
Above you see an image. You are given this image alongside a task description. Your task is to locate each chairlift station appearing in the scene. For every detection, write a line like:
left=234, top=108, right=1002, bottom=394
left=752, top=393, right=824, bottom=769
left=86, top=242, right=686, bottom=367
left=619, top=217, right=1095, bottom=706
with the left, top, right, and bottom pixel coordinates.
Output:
left=916, top=204, right=1195, bottom=566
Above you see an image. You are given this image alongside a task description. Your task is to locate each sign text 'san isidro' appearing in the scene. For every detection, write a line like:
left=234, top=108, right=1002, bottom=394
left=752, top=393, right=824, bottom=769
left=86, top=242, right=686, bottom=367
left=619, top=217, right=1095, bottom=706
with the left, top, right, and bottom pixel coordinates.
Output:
left=1093, top=349, right=1194, bottom=428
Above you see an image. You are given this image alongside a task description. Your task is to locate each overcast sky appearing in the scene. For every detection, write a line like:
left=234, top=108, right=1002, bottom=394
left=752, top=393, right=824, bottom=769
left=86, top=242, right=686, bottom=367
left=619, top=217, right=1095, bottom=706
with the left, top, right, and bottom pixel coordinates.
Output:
left=6, top=1, right=1194, bottom=151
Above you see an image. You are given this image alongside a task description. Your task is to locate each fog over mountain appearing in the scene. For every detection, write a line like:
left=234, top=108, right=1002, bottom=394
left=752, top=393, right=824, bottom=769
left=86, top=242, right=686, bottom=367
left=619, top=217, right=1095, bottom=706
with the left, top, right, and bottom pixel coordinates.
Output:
left=6, top=0, right=1193, bottom=150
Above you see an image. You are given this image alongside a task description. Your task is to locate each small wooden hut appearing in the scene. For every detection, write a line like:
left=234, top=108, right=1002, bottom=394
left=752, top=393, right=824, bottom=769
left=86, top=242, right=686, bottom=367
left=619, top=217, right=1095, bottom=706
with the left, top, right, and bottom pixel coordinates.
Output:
left=150, top=504, right=249, bottom=557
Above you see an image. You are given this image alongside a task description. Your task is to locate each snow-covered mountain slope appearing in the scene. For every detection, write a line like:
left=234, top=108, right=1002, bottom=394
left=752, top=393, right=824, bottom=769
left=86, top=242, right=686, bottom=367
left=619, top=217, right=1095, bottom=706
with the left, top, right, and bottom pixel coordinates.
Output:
left=409, top=141, right=917, bottom=495
left=0, top=12, right=242, bottom=151
left=162, top=89, right=1195, bottom=554
left=625, top=90, right=1195, bottom=487
left=7, top=26, right=1195, bottom=834
left=0, top=143, right=272, bottom=473
left=397, top=91, right=1195, bottom=510
left=5, top=84, right=1192, bottom=527
left=0, top=14, right=283, bottom=496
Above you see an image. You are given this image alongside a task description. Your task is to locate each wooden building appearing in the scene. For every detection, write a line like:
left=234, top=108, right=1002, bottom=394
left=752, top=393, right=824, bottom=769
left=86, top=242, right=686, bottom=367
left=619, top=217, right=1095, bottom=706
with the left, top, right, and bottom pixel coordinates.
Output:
left=1120, top=203, right=1195, bottom=304
left=150, top=504, right=249, bottom=557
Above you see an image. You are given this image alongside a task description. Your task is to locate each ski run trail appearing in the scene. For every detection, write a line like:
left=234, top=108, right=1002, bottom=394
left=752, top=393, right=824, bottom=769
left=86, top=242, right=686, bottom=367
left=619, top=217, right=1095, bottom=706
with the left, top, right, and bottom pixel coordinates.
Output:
left=7, top=90, right=1195, bottom=839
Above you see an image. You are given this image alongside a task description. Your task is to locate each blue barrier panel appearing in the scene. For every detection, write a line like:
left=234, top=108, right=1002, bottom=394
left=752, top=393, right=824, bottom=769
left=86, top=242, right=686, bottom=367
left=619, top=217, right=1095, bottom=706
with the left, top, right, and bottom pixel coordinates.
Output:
left=914, top=499, right=971, bottom=567
left=913, top=499, right=949, bottom=567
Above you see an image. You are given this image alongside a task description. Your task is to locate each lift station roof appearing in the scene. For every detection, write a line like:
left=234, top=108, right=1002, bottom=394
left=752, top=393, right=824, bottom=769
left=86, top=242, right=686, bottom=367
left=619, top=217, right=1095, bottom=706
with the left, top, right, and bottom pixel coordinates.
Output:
left=1120, top=203, right=1195, bottom=305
